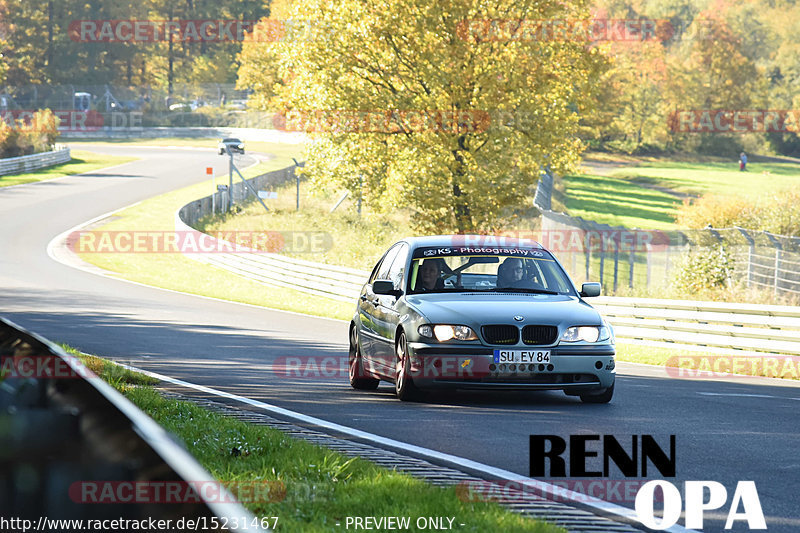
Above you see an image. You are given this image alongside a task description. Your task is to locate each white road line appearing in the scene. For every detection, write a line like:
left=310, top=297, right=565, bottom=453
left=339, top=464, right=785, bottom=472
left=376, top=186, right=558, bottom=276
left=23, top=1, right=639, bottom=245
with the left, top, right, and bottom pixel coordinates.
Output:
left=697, top=392, right=800, bottom=400
left=118, top=361, right=696, bottom=533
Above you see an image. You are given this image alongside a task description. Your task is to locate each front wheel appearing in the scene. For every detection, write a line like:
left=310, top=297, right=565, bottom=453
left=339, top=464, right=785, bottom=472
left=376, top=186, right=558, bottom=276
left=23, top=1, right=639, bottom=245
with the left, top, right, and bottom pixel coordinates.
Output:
left=579, top=383, right=614, bottom=404
left=349, top=326, right=379, bottom=390
left=395, top=332, right=423, bottom=401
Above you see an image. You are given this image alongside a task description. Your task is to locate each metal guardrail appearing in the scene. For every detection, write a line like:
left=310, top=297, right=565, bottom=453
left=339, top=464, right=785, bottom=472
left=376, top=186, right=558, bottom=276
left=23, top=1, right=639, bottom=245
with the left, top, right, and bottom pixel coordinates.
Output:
left=0, top=316, right=262, bottom=531
left=0, top=146, right=70, bottom=176
left=176, top=165, right=800, bottom=355
left=592, top=297, right=800, bottom=355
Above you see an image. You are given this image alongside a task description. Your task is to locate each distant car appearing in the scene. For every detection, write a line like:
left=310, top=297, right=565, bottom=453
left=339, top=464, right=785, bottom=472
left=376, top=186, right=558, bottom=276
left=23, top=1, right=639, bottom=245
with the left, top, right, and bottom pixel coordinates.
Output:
left=218, top=138, right=245, bottom=155
left=169, top=100, right=204, bottom=112
left=349, top=235, right=616, bottom=403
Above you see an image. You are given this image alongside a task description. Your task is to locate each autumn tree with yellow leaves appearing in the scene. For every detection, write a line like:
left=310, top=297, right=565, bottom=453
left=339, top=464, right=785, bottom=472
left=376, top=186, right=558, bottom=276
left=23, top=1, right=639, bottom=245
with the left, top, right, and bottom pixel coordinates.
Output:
left=240, top=0, right=605, bottom=232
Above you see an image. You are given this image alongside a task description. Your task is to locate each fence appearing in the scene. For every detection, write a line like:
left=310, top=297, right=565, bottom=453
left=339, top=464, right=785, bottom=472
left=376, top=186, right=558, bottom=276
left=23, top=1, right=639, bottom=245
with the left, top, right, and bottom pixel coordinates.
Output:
left=0, top=316, right=261, bottom=530
left=0, top=146, right=70, bottom=176
left=534, top=171, right=800, bottom=297
left=3, top=83, right=250, bottom=112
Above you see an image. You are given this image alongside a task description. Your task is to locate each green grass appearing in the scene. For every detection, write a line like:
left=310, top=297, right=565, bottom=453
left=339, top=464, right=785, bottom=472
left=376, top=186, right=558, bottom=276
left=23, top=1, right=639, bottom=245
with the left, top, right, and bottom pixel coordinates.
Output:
left=80, top=350, right=562, bottom=533
left=611, top=160, right=800, bottom=197
left=65, top=344, right=160, bottom=387
left=76, top=142, right=353, bottom=321
left=564, top=156, right=800, bottom=230
left=562, top=173, right=683, bottom=229
left=617, top=342, right=800, bottom=380
left=199, top=180, right=412, bottom=269
left=0, top=150, right=136, bottom=187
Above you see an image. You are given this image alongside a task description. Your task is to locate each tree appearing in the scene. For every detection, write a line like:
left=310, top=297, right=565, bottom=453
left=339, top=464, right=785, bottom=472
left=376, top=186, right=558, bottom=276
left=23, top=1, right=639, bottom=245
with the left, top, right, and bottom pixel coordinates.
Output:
left=240, top=0, right=605, bottom=233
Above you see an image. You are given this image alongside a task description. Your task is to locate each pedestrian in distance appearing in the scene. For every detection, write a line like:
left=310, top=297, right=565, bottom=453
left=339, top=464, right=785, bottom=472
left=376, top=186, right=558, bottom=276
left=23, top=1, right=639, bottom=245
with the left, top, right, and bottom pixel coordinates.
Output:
left=739, top=152, right=748, bottom=171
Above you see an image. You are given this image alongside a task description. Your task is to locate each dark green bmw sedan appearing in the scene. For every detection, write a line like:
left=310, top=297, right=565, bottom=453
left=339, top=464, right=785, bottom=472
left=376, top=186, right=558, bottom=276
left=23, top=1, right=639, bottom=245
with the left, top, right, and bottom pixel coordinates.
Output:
left=348, top=235, right=616, bottom=403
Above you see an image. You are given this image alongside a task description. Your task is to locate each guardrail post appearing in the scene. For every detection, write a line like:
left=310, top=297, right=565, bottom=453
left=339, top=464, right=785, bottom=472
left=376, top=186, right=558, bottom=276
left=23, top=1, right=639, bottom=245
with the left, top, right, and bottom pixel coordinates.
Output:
left=764, top=232, right=783, bottom=295
left=736, top=227, right=755, bottom=288
left=628, top=246, right=635, bottom=289
left=584, top=230, right=592, bottom=282
left=613, top=237, right=619, bottom=293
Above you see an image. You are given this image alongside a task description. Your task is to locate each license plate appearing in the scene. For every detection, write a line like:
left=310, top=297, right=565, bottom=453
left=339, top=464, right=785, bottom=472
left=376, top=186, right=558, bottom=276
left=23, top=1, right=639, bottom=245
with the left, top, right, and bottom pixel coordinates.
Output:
left=493, top=350, right=551, bottom=364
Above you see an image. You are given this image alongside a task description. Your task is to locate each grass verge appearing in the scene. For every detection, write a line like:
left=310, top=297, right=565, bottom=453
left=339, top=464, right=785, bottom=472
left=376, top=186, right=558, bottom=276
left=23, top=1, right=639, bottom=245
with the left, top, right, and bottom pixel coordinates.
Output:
left=76, top=142, right=353, bottom=321
left=617, top=342, right=800, bottom=381
left=0, top=150, right=136, bottom=188
left=198, top=179, right=413, bottom=269
left=80, top=348, right=563, bottom=533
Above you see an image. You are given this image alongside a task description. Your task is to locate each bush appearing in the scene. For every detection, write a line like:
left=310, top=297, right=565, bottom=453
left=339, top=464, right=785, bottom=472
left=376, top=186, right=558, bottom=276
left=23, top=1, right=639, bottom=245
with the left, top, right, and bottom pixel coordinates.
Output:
left=675, top=191, right=800, bottom=236
left=0, top=109, right=59, bottom=158
left=673, top=245, right=734, bottom=294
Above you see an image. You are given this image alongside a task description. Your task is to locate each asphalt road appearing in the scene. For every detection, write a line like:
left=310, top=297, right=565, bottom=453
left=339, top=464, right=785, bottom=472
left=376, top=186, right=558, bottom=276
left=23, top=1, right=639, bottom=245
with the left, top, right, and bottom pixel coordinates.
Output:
left=2, top=144, right=799, bottom=533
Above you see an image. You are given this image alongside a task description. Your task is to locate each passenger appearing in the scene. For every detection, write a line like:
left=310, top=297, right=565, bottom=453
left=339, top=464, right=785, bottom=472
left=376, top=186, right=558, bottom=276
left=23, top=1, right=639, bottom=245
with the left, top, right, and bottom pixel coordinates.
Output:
left=417, top=259, right=445, bottom=291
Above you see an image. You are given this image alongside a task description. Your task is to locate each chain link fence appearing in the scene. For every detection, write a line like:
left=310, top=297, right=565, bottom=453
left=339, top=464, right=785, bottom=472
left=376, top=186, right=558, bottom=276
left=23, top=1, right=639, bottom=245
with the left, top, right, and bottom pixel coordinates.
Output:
left=534, top=171, right=800, bottom=296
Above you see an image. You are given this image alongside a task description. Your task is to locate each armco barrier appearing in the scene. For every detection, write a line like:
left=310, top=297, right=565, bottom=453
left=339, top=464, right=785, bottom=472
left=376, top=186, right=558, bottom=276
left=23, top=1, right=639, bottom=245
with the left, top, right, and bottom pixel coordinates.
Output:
left=176, top=165, right=800, bottom=355
left=592, top=296, right=800, bottom=356
left=0, top=146, right=70, bottom=176
left=0, top=316, right=263, bottom=531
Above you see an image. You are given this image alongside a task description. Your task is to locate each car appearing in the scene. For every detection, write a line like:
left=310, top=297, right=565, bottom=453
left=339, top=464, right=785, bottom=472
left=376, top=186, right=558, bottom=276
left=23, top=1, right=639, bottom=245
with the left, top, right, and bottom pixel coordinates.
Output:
left=348, top=235, right=616, bottom=403
left=218, top=137, right=245, bottom=155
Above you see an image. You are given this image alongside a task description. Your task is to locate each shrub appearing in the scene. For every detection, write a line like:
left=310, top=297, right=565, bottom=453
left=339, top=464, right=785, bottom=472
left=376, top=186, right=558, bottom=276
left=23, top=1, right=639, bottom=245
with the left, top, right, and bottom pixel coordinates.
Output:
left=0, top=109, right=59, bottom=158
left=672, top=245, right=734, bottom=294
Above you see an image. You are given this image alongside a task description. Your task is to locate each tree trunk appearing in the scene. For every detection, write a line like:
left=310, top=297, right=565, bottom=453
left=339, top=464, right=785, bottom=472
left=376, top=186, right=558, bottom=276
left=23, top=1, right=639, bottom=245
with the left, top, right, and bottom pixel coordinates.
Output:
left=451, top=143, right=472, bottom=233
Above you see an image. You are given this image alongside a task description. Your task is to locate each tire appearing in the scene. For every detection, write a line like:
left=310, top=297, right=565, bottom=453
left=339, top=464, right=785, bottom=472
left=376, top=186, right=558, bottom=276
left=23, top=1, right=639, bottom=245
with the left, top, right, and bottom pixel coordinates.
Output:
left=580, top=383, right=614, bottom=404
left=349, top=326, right=379, bottom=390
left=395, top=332, right=423, bottom=401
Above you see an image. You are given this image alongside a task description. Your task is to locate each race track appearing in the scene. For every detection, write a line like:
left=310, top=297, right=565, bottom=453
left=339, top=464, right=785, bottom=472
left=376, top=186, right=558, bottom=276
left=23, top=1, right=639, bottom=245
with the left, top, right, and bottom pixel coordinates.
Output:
left=2, top=144, right=798, bottom=533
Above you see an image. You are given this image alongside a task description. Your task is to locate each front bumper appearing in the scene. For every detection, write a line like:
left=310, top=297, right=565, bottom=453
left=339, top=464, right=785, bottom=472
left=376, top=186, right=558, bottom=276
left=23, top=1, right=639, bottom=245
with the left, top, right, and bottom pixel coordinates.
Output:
left=406, top=341, right=615, bottom=391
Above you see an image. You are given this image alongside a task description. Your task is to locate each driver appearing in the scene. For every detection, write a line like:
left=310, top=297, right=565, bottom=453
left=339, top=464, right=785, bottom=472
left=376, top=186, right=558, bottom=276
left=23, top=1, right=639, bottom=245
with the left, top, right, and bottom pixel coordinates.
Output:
left=417, top=259, right=445, bottom=291
left=497, top=258, right=538, bottom=289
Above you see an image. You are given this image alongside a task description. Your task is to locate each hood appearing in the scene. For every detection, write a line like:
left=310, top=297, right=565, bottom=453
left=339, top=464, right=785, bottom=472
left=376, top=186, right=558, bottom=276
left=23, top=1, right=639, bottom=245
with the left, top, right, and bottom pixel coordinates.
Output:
left=404, top=292, right=604, bottom=327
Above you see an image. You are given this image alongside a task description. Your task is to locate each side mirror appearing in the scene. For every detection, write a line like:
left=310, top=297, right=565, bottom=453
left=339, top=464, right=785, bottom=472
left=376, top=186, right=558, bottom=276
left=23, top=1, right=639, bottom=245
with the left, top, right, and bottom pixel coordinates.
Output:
left=580, top=282, right=601, bottom=297
left=372, top=280, right=403, bottom=298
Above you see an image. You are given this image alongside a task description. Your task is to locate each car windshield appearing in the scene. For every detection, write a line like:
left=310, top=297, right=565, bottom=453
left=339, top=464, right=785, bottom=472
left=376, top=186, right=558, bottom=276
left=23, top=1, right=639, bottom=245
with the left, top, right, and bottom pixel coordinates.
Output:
left=222, top=138, right=240, bottom=143
left=407, top=247, right=575, bottom=295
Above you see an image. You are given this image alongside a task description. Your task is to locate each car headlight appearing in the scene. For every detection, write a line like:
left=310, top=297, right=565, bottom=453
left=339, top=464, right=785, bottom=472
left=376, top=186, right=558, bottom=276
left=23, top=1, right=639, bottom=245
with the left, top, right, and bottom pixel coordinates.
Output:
left=561, top=326, right=610, bottom=343
left=418, top=324, right=478, bottom=341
